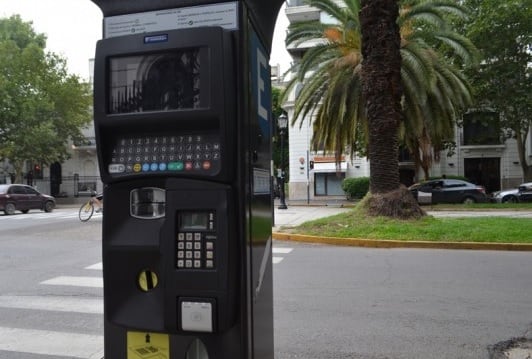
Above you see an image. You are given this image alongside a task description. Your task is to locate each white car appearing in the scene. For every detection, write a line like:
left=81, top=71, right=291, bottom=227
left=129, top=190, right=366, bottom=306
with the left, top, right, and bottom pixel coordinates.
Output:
left=491, top=182, right=532, bottom=203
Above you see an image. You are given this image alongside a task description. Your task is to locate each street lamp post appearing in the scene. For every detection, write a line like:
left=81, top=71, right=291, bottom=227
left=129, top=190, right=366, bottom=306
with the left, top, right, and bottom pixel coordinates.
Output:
left=278, top=113, right=288, bottom=210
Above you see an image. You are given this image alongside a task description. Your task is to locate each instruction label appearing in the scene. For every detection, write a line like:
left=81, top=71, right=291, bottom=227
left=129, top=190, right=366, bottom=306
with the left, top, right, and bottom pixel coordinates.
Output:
left=104, top=2, right=238, bottom=38
left=127, top=331, right=169, bottom=359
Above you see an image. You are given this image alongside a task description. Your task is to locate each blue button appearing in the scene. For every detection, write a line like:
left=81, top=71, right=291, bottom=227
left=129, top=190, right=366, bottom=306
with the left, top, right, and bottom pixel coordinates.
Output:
left=142, top=163, right=150, bottom=172
left=159, top=163, right=167, bottom=171
left=150, top=163, right=158, bottom=171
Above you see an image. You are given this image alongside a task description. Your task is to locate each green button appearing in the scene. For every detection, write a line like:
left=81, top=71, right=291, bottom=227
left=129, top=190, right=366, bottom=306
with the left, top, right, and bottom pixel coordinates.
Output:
left=168, top=162, right=184, bottom=171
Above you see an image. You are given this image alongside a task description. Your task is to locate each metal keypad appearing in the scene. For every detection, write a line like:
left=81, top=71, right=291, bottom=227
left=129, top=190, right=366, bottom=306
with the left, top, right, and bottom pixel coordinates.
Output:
left=176, top=232, right=216, bottom=269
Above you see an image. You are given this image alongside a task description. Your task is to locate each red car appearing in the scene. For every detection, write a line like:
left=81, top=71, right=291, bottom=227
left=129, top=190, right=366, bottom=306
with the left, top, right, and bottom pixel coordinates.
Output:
left=0, top=184, right=56, bottom=215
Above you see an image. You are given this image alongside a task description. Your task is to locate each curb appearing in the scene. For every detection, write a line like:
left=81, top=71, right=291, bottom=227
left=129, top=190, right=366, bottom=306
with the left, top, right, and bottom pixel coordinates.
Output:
left=272, top=232, right=532, bottom=251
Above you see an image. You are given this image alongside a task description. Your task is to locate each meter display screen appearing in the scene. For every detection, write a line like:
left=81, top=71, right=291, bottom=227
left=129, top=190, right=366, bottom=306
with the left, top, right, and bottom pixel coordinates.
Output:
left=180, top=212, right=210, bottom=231
left=109, top=49, right=201, bottom=114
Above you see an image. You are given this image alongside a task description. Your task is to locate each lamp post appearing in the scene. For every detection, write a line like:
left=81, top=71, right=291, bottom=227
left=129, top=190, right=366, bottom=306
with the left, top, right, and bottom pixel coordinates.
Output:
left=277, top=113, right=288, bottom=209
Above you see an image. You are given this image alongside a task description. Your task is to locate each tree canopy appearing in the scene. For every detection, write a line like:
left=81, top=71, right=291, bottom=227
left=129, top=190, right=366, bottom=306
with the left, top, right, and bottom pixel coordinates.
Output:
left=0, top=15, right=92, bottom=181
left=463, top=0, right=532, bottom=180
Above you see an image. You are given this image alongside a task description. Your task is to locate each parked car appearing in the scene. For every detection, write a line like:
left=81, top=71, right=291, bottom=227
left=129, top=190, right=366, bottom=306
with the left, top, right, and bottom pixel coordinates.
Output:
left=0, top=184, right=56, bottom=215
left=409, top=179, right=488, bottom=204
left=517, top=182, right=532, bottom=203
left=491, top=182, right=532, bottom=203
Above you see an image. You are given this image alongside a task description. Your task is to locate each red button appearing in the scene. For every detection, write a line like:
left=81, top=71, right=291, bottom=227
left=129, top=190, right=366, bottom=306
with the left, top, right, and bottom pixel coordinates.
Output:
left=185, top=161, right=193, bottom=170
left=202, top=161, right=211, bottom=170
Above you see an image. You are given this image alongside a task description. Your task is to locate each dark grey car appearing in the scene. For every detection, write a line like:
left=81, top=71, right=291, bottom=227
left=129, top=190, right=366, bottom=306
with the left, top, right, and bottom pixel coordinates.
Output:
left=0, top=184, right=56, bottom=215
left=409, top=179, right=488, bottom=204
left=517, top=182, right=532, bottom=203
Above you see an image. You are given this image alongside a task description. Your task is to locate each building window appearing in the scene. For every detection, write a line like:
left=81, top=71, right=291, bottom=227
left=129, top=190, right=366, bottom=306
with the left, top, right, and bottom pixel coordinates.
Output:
left=287, top=0, right=306, bottom=6
left=398, top=146, right=412, bottom=162
left=462, top=111, right=501, bottom=146
left=315, top=173, right=345, bottom=196
left=529, top=130, right=532, bottom=156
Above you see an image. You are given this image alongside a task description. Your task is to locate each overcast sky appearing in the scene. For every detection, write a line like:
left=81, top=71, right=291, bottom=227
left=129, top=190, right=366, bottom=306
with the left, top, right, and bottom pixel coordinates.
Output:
left=0, top=0, right=291, bottom=81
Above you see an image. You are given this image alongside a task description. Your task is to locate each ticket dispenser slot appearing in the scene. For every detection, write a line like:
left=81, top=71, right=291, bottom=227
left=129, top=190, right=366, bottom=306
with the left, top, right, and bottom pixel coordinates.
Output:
left=130, top=187, right=165, bottom=219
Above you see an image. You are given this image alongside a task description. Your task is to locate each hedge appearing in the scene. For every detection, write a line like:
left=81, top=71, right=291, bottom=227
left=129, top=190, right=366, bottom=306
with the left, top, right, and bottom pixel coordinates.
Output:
left=342, top=177, right=370, bottom=200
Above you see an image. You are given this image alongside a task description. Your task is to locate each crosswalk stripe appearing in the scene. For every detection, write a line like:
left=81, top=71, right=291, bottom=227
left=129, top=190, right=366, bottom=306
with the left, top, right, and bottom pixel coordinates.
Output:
left=83, top=250, right=292, bottom=274
left=0, top=326, right=103, bottom=359
left=273, top=247, right=292, bottom=264
left=273, top=247, right=293, bottom=254
left=1, top=213, right=77, bottom=220
left=272, top=257, right=284, bottom=264
left=0, top=211, right=102, bottom=221
left=85, top=262, right=103, bottom=270
left=41, top=276, right=103, bottom=288
left=0, top=295, right=102, bottom=314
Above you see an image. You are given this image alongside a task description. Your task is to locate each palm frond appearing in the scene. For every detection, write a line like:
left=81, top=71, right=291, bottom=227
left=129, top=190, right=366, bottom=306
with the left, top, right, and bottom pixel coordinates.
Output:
left=284, top=0, right=477, bottom=173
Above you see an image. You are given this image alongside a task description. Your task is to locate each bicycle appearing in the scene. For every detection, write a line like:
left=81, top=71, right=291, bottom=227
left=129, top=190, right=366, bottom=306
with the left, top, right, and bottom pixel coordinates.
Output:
left=78, top=192, right=103, bottom=222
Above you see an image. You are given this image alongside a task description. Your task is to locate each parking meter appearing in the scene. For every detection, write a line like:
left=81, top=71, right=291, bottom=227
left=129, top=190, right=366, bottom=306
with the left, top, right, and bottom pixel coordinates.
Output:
left=91, top=0, right=283, bottom=358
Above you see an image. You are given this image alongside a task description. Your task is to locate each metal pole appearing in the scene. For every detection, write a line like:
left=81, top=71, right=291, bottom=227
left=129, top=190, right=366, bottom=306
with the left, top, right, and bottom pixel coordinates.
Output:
left=278, top=127, right=287, bottom=209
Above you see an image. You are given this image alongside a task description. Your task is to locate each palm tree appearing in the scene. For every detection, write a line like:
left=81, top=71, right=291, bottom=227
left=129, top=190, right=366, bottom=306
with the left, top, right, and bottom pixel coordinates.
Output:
left=283, top=0, right=477, bottom=188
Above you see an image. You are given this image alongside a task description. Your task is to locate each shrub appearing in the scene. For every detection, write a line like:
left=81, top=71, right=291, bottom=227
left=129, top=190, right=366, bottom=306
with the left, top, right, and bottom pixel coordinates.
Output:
left=342, top=177, right=370, bottom=200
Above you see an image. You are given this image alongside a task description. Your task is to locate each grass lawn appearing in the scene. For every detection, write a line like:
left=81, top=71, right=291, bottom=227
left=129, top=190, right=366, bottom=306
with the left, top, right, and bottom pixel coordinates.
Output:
left=287, top=206, right=532, bottom=244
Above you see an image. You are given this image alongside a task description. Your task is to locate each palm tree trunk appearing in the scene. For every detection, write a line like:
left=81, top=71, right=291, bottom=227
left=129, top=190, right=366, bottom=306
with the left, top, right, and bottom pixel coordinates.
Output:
left=359, top=0, right=424, bottom=218
left=360, top=0, right=402, bottom=194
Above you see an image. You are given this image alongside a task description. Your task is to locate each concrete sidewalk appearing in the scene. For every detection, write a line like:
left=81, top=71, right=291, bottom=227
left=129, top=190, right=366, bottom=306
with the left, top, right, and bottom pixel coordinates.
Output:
left=273, top=205, right=351, bottom=231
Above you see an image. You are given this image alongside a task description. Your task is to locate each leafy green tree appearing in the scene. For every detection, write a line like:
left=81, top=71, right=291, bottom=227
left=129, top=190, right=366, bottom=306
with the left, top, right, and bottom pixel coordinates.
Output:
left=0, top=15, right=92, bottom=182
left=463, top=0, right=532, bottom=180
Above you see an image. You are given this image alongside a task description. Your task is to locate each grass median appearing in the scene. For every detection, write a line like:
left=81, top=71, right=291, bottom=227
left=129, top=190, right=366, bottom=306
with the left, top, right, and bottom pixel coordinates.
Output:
left=280, top=205, right=532, bottom=244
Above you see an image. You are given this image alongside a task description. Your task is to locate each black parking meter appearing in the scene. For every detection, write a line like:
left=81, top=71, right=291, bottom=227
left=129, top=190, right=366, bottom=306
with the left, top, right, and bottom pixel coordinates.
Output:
left=91, top=0, right=283, bottom=358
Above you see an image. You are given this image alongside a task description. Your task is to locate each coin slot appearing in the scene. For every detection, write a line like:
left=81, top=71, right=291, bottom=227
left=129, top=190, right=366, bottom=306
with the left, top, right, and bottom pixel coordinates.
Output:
left=138, top=269, right=158, bottom=292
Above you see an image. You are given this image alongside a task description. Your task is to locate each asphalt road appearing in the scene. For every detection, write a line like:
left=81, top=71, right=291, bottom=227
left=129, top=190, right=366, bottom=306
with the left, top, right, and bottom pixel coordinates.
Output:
left=0, top=210, right=103, bottom=358
left=0, top=208, right=530, bottom=358
left=273, top=240, right=532, bottom=359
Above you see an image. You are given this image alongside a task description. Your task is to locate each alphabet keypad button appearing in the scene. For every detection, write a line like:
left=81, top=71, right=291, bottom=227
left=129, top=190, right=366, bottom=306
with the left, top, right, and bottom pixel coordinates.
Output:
left=109, top=134, right=221, bottom=175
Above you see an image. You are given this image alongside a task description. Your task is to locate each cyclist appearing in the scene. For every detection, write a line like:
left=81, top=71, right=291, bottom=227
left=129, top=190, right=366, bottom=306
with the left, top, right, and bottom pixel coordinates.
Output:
left=91, top=191, right=103, bottom=213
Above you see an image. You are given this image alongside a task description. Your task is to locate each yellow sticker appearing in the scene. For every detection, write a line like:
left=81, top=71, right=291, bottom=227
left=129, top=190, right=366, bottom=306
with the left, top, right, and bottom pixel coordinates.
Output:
left=127, top=331, right=169, bottom=359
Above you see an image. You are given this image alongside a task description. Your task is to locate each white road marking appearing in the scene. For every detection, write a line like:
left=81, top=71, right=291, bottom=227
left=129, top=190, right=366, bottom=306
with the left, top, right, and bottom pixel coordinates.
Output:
left=272, top=247, right=292, bottom=264
left=0, top=211, right=101, bottom=221
left=0, top=295, right=102, bottom=314
left=272, top=247, right=293, bottom=254
left=0, top=326, right=103, bottom=359
left=85, top=262, right=102, bottom=270
left=40, top=276, right=103, bottom=288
